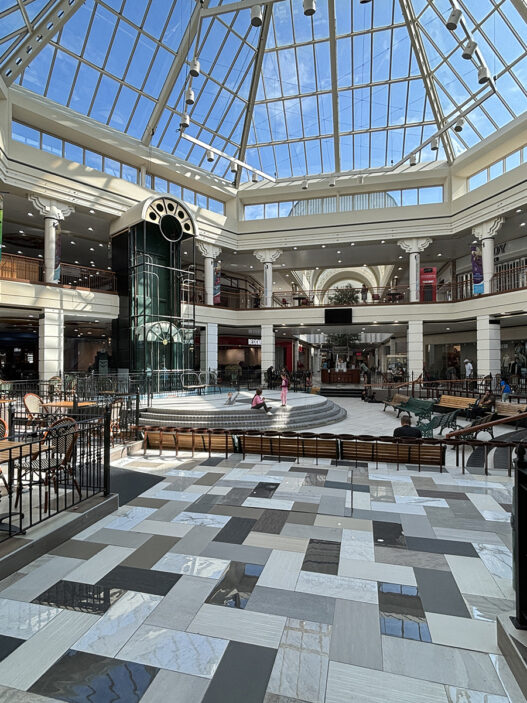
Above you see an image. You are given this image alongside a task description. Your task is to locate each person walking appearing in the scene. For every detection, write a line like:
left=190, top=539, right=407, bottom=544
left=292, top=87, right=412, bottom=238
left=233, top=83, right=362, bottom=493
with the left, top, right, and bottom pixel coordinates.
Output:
left=280, top=372, right=289, bottom=407
left=361, top=284, right=368, bottom=303
left=500, top=378, right=511, bottom=402
left=464, top=358, right=473, bottom=378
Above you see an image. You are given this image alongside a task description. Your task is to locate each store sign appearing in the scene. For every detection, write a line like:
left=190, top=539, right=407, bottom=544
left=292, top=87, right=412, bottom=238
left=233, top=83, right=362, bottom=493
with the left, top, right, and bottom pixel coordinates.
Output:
left=248, top=338, right=261, bottom=345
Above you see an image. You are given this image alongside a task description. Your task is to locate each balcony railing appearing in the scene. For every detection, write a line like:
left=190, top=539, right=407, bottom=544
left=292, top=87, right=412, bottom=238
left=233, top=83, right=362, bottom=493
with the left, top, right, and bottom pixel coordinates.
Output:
left=0, top=254, right=116, bottom=292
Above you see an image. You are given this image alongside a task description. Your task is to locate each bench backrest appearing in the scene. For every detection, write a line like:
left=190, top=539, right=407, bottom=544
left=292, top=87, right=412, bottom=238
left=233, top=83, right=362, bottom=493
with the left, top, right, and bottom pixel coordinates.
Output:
left=438, top=395, right=473, bottom=408
left=341, top=439, right=444, bottom=467
left=390, top=393, right=410, bottom=405
left=494, top=401, right=527, bottom=416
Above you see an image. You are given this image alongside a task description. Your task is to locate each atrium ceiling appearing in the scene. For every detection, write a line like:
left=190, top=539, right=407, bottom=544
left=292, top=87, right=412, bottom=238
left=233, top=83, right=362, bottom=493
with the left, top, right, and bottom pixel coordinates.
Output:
left=1, top=0, right=527, bottom=184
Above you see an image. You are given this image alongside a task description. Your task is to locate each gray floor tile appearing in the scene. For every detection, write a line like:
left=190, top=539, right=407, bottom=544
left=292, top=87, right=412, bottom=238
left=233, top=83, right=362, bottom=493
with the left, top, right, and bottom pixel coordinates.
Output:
left=82, top=528, right=151, bottom=548
left=120, top=535, right=180, bottom=570
left=246, top=586, right=335, bottom=625
left=140, top=670, right=210, bottom=703
left=329, top=599, right=382, bottom=670
left=146, top=575, right=217, bottom=631
left=170, top=526, right=222, bottom=555
left=375, top=546, right=450, bottom=571
left=49, top=540, right=105, bottom=561
left=200, top=541, right=271, bottom=566
left=414, top=567, right=470, bottom=618
left=400, top=514, right=436, bottom=539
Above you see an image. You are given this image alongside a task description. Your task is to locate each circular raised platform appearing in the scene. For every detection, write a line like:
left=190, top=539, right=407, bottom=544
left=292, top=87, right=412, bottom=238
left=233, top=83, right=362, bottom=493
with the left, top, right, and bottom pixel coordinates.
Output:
left=139, top=390, right=347, bottom=431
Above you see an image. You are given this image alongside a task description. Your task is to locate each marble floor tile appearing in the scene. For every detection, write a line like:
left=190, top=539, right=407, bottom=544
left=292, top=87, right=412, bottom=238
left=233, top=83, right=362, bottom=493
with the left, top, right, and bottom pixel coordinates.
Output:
left=33, top=580, right=125, bottom=615
left=130, top=521, right=197, bottom=538
left=244, top=532, right=309, bottom=553
left=340, top=529, right=375, bottom=561
left=295, top=571, right=378, bottom=604
left=371, top=501, right=427, bottom=515
left=200, top=541, right=271, bottom=566
left=325, top=660, right=449, bottom=703
left=463, top=595, right=515, bottom=622
left=171, top=511, right=231, bottom=528
left=205, top=561, right=263, bottom=609
left=105, top=506, right=157, bottom=531
left=382, top=636, right=506, bottom=694
left=82, top=527, right=154, bottom=547
left=329, top=600, right=382, bottom=670
left=0, top=685, right=60, bottom=702
left=400, top=514, right=436, bottom=539
left=0, top=610, right=99, bottom=690
left=426, top=613, right=500, bottom=654
left=252, top=510, right=290, bottom=534
left=445, top=555, right=504, bottom=598
left=466, top=494, right=509, bottom=522
left=314, top=515, right=371, bottom=530
left=243, top=498, right=294, bottom=511
left=257, top=550, right=304, bottom=591
left=395, top=496, right=450, bottom=508
left=120, top=535, right=181, bottom=570
left=29, top=649, right=158, bottom=702
left=72, top=591, right=162, bottom=657
left=489, top=653, right=527, bottom=703
left=212, top=517, right=256, bottom=545
left=140, top=670, right=210, bottom=703
left=375, top=546, right=450, bottom=571
left=301, top=539, right=341, bottom=575
left=378, top=582, right=431, bottom=643
left=445, top=686, right=508, bottom=702
left=0, top=599, right=61, bottom=639
left=472, top=543, right=512, bottom=581
left=118, top=624, right=228, bottom=678
left=152, top=553, right=230, bottom=580
left=414, top=568, right=471, bottom=619
left=202, top=641, right=277, bottom=703
left=280, top=524, right=342, bottom=542
left=338, top=557, right=417, bottom=586
left=267, top=619, right=331, bottom=703
left=406, top=536, right=479, bottom=558
left=246, top=586, right=336, bottom=625
left=146, top=576, right=217, bottom=631
left=0, top=556, right=83, bottom=603
left=189, top=603, right=286, bottom=648
left=49, top=540, right=105, bottom=561
left=65, top=546, right=134, bottom=585
left=97, top=564, right=181, bottom=596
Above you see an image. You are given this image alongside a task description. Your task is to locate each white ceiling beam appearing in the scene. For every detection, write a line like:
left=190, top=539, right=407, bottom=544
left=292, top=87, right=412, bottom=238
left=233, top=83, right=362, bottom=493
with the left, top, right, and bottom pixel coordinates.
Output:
left=1, top=0, right=84, bottom=87
left=399, top=0, right=455, bottom=164
left=234, top=4, right=272, bottom=187
left=328, top=0, right=340, bottom=174
left=201, top=0, right=285, bottom=19
left=142, top=0, right=210, bottom=145
left=510, top=0, right=527, bottom=23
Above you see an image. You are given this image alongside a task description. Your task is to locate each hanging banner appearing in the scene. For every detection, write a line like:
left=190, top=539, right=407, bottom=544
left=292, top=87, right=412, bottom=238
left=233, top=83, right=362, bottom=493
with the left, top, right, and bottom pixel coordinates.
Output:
left=213, top=260, right=221, bottom=304
left=54, top=222, right=61, bottom=282
left=0, top=203, right=3, bottom=263
left=471, top=243, right=483, bottom=295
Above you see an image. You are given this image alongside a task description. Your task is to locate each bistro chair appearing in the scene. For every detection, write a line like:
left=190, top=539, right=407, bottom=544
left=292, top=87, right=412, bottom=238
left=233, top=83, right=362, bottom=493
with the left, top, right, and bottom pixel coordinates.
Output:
left=23, top=392, right=53, bottom=431
left=0, top=418, right=9, bottom=492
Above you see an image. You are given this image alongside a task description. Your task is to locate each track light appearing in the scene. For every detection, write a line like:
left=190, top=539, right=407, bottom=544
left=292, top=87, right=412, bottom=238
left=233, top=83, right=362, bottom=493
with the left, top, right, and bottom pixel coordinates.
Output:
left=462, top=40, right=477, bottom=60
left=230, top=160, right=238, bottom=174
left=185, top=87, right=195, bottom=105
left=431, top=137, right=439, bottom=151
left=189, top=57, right=200, bottom=77
left=409, top=153, right=417, bottom=166
left=252, top=172, right=258, bottom=183
left=180, top=113, right=190, bottom=129
left=454, top=117, right=465, bottom=132
left=445, top=8, right=461, bottom=30
left=206, top=149, right=214, bottom=163
left=301, top=179, right=308, bottom=190
left=251, top=4, right=263, bottom=26
left=303, top=0, right=316, bottom=16
left=359, top=0, right=372, bottom=3
left=329, top=177, right=336, bottom=187
left=478, top=65, right=491, bottom=84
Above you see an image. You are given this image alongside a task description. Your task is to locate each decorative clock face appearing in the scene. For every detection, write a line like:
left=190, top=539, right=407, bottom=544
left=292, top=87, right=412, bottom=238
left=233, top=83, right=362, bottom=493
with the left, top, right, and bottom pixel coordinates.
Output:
left=145, top=321, right=181, bottom=344
left=144, top=197, right=194, bottom=243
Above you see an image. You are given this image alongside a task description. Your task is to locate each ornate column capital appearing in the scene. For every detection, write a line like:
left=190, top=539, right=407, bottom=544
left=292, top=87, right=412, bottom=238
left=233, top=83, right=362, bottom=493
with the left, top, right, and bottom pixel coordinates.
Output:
left=472, top=216, right=504, bottom=241
left=28, top=195, right=74, bottom=220
left=254, top=248, right=282, bottom=264
left=196, top=241, right=222, bottom=259
left=397, top=237, right=432, bottom=254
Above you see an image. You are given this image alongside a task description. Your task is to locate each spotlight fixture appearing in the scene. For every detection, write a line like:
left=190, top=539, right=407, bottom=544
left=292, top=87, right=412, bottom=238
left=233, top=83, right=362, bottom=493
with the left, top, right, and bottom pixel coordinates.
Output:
left=180, top=113, right=190, bottom=129
left=410, top=153, right=417, bottom=166
left=189, top=57, right=200, bottom=77
left=185, top=87, right=195, bottom=105
left=251, top=4, right=263, bottom=26
left=206, top=149, right=214, bottom=162
left=329, top=177, right=336, bottom=187
left=454, top=117, right=464, bottom=132
left=230, top=160, right=238, bottom=174
left=445, top=8, right=462, bottom=30
left=478, top=65, right=491, bottom=84
left=360, top=0, right=372, bottom=3
left=301, top=179, right=308, bottom=190
left=462, top=40, right=477, bottom=60
left=251, top=172, right=258, bottom=183
left=303, top=0, right=315, bottom=16
left=431, top=137, right=439, bottom=151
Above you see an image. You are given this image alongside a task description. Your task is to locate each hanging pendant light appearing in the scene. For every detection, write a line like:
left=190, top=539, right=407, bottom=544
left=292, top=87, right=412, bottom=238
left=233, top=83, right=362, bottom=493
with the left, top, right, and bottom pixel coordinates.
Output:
left=180, top=113, right=190, bottom=129
left=251, top=5, right=263, bottom=26
left=185, top=87, right=195, bottom=105
left=431, top=137, right=439, bottom=151
left=445, top=8, right=461, bottom=30
left=409, top=153, right=417, bottom=166
left=251, top=172, right=258, bottom=183
left=303, top=0, right=316, bottom=16
left=454, top=117, right=465, bottom=132
left=478, top=65, right=491, bottom=84
left=462, top=40, right=477, bottom=60
left=189, top=57, right=200, bottom=77
left=206, top=149, right=214, bottom=162
left=230, top=160, right=238, bottom=174
left=301, top=179, right=308, bottom=190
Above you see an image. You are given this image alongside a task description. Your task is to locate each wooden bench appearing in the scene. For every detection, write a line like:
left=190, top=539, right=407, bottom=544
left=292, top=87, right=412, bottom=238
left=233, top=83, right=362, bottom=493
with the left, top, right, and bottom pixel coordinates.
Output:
left=494, top=402, right=527, bottom=428
left=436, top=395, right=474, bottom=412
left=143, top=427, right=234, bottom=456
left=239, top=433, right=339, bottom=462
left=340, top=439, right=445, bottom=468
left=383, top=393, right=410, bottom=415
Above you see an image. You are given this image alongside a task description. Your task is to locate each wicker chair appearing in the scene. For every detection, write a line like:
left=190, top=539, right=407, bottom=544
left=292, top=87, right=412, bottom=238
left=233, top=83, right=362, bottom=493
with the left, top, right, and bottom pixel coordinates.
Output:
left=15, top=417, right=80, bottom=512
left=23, top=393, right=51, bottom=430
left=110, top=399, right=123, bottom=445
left=0, top=418, right=8, bottom=492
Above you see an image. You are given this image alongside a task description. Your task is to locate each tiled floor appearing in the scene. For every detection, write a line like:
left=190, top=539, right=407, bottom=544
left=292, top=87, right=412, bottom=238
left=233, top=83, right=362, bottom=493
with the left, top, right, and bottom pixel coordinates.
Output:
left=0, top=435, right=522, bottom=702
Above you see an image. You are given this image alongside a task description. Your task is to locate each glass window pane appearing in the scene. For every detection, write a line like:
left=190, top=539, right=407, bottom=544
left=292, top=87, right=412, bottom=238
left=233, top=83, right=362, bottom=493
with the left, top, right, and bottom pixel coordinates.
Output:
left=245, top=204, right=263, bottom=220
left=85, top=150, right=102, bottom=170
left=489, top=160, right=504, bottom=180
left=183, top=188, right=195, bottom=204
left=154, top=177, right=168, bottom=193
left=505, top=150, right=521, bottom=172
left=468, top=170, right=487, bottom=191
left=41, top=133, right=63, bottom=156
left=418, top=186, right=443, bottom=204
left=387, top=190, right=401, bottom=207
left=64, top=142, right=84, bottom=164
left=401, top=188, right=418, bottom=206
left=12, top=122, right=40, bottom=148
left=169, top=182, right=182, bottom=198
left=279, top=201, right=293, bottom=217
left=122, top=164, right=138, bottom=184
left=265, top=203, right=278, bottom=218
left=196, top=194, right=207, bottom=209
left=103, top=157, right=121, bottom=178
left=145, top=174, right=153, bottom=189
left=208, top=198, right=225, bottom=215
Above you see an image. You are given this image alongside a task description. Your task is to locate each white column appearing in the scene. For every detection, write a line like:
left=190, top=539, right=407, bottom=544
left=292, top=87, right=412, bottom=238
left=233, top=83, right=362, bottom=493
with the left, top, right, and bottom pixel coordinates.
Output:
left=200, top=323, right=218, bottom=373
left=407, top=320, right=423, bottom=380
left=473, top=217, right=504, bottom=295
left=28, top=195, right=74, bottom=283
left=254, top=249, right=282, bottom=308
left=261, top=324, right=275, bottom=384
left=477, top=315, right=501, bottom=377
left=397, top=238, right=433, bottom=303
left=39, top=309, right=64, bottom=380
left=197, top=242, right=222, bottom=306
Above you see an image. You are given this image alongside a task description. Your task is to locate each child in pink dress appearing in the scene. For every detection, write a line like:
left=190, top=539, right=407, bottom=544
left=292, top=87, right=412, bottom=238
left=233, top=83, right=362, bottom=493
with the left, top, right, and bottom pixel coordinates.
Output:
left=281, top=373, right=289, bottom=407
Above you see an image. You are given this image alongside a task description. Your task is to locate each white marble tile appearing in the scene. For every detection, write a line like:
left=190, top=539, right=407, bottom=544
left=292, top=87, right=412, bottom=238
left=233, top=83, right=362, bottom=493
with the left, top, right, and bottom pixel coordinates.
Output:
left=472, top=544, right=512, bottom=581
left=445, top=555, right=504, bottom=598
left=370, top=501, right=427, bottom=515
left=326, top=661, right=449, bottom=703
left=0, top=610, right=99, bottom=690
left=242, top=498, right=294, bottom=510
left=171, top=511, right=230, bottom=528
left=426, top=613, right=500, bottom=654
left=340, top=529, right=375, bottom=561
left=131, top=520, right=194, bottom=538
left=117, top=624, right=228, bottom=678
left=139, top=670, right=210, bottom=703
left=0, top=556, right=82, bottom=602
left=139, top=489, right=197, bottom=503
left=394, top=496, right=449, bottom=508
left=166, top=470, right=206, bottom=478
left=370, top=473, right=413, bottom=483
left=466, top=494, right=509, bottom=522
left=188, top=604, right=286, bottom=649
left=73, top=591, right=162, bottom=657
left=66, top=546, right=134, bottom=584
left=243, top=532, right=309, bottom=553
left=490, top=653, right=527, bottom=703
left=351, top=491, right=371, bottom=510
left=295, top=571, right=378, bottom=604
left=0, top=599, right=61, bottom=639
left=152, top=553, right=230, bottom=580
left=392, top=481, right=419, bottom=497
left=105, top=506, right=157, bottom=531
left=338, top=557, right=417, bottom=586
left=445, top=686, right=508, bottom=702
left=256, top=550, right=303, bottom=591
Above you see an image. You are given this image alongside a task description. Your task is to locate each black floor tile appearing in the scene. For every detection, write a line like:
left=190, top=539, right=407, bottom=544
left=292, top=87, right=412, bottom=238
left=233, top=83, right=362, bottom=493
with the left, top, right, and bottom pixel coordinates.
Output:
left=33, top=580, right=126, bottom=615
left=213, top=517, right=257, bottom=544
left=250, top=482, right=280, bottom=498
left=206, top=561, right=263, bottom=609
left=301, top=539, right=341, bottom=575
left=405, top=536, right=478, bottom=557
left=331, top=460, right=368, bottom=467
left=29, top=649, right=157, bottom=703
left=194, top=472, right=222, bottom=485
left=200, top=458, right=224, bottom=467
left=0, top=634, right=24, bottom=662
left=290, top=466, right=329, bottom=475
left=262, top=456, right=297, bottom=462
left=351, top=484, right=370, bottom=493
left=373, top=521, right=407, bottom=549
left=202, top=641, right=277, bottom=703
left=324, top=480, right=350, bottom=490
left=417, top=489, right=467, bottom=500
left=378, top=582, right=431, bottom=642
left=252, top=509, right=289, bottom=534
left=414, top=567, right=471, bottom=618
left=97, top=565, right=181, bottom=596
